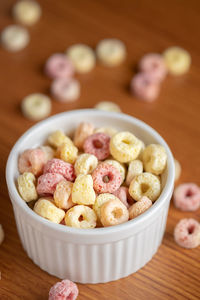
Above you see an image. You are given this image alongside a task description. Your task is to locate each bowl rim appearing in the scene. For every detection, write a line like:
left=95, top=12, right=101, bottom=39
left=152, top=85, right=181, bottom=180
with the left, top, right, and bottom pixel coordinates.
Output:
left=6, top=109, right=175, bottom=236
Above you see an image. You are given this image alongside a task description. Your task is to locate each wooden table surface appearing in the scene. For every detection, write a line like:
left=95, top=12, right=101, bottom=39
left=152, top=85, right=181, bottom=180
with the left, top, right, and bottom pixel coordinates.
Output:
left=0, top=0, right=200, bottom=299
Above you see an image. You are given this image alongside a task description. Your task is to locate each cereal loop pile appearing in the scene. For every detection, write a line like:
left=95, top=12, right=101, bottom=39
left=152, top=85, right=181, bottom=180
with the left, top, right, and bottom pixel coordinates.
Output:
left=17, top=122, right=167, bottom=228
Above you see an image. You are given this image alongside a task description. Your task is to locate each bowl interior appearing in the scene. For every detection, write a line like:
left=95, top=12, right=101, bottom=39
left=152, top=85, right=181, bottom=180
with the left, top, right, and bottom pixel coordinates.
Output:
left=6, top=109, right=174, bottom=236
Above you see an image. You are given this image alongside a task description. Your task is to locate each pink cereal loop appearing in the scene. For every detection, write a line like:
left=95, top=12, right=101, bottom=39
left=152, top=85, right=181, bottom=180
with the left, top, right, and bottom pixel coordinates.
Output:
left=112, top=186, right=133, bottom=208
left=92, top=163, right=122, bottom=193
left=44, top=158, right=76, bottom=182
left=174, top=218, right=200, bottom=249
left=37, top=173, right=64, bottom=195
left=139, top=53, right=167, bottom=82
left=51, top=78, right=80, bottom=102
left=45, top=53, right=74, bottom=79
left=83, top=132, right=110, bottom=160
left=18, top=148, right=46, bottom=176
left=130, top=73, right=160, bottom=102
left=173, top=183, right=200, bottom=211
left=49, top=279, right=78, bottom=300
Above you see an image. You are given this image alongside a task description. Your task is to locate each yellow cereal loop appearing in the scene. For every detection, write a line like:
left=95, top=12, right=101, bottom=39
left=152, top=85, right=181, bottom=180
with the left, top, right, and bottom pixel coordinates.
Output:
left=65, top=205, right=97, bottom=229
left=126, top=160, right=143, bottom=186
left=54, top=180, right=73, bottom=210
left=59, top=142, right=78, bottom=164
left=100, top=198, right=129, bottom=227
left=94, top=101, right=121, bottom=113
left=93, top=193, right=118, bottom=221
left=163, top=47, right=191, bottom=75
left=66, top=44, right=96, bottom=73
left=104, top=159, right=126, bottom=183
left=34, top=198, right=65, bottom=223
left=143, top=144, right=167, bottom=175
left=129, top=172, right=161, bottom=202
left=138, top=140, right=145, bottom=160
left=48, top=130, right=73, bottom=148
left=13, top=0, right=42, bottom=26
left=72, top=174, right=96, bottom=205
left=74, top=153, right=98, bottom=176
left=110, top=131, right=142, bottom=163
left=17, top=172, right=37, bottom=202
left=96, top=39, right=126, bottom=67
left=94, top=126, right=118, bottom=137
left=21, top=93, right=51, bottom=121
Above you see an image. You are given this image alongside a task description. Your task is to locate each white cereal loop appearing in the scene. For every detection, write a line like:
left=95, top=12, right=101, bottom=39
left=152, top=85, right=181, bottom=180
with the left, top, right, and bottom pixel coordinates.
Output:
left=110, top=131, right=142, bottom=163
left=72, top=174, right=96, bottom=205
left=66, top=44, right=96, bottom=73
left=94, top=126, right=118, bottom=137
left=17, top=172, right=38, bottom=202
left=143, top=144, right=167, bottom=175
left=94, top=101, right=121, bottom=113
left=74, top=153, right=98, bottom=176
left=65, top=205, right=97, bottom=229
left=96, top=39, right=126, bottom=66
left=174, top=159, right=181, bottom=182
left=104, top=159, right=126, bottom=183
left=163, top=47, right=191, bottom=75
left=93, top=193, right=118, bottom=221
left=1, top=25, right=30, bottom=52
left=0, top=224, right=5, bottom=245
left=126, top=160, right=143, bottom=186
left=48, top=130, right=73, bottom=148
left=54, top=180, right=73, bottom=210
left=100, top=198, right=129, bottom=227
left=21, top=93, right=51, bottom=121
left=13, top=0, right=42, bottom=26
left=34, top=198, right=65, bottom=223
left=129, top=172, right=161, bottom=202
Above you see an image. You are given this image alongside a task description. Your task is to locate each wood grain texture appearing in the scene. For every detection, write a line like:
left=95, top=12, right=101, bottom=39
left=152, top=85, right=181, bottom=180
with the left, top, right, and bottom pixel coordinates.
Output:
left=0, top=0, right=200, bottom=299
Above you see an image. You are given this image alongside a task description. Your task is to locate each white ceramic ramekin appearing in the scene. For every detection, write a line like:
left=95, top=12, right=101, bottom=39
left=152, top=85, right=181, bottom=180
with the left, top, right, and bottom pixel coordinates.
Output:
left=6, top=109, right=174, bottom=283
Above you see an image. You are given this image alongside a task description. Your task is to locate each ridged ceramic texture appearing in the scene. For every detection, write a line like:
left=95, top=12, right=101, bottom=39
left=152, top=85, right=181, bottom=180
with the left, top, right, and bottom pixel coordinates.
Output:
left=12, top=199, right=170, bottom=283
left=6, top=110, right=175, bottom=283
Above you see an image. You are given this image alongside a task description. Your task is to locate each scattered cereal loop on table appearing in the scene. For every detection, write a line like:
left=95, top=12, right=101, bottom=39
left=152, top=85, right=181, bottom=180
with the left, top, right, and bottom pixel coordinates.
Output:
left=96, top=38, right=126, bottom=67
left=49, top=279, right=78, bottom=300
left=174, top=218, right=200, bottom=249
left=173, top=183, right=200, bottom=211
left=163, top=46, right=191, bottom=75
left=45, top=53, right=74, bottom=79
left=66, top=44, right=96, bottom=73
left=1, top=25, right=30, bottom=52
left=13, top=0, right=42, bottom=26
left=21, top=93, right=51, bottom=121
